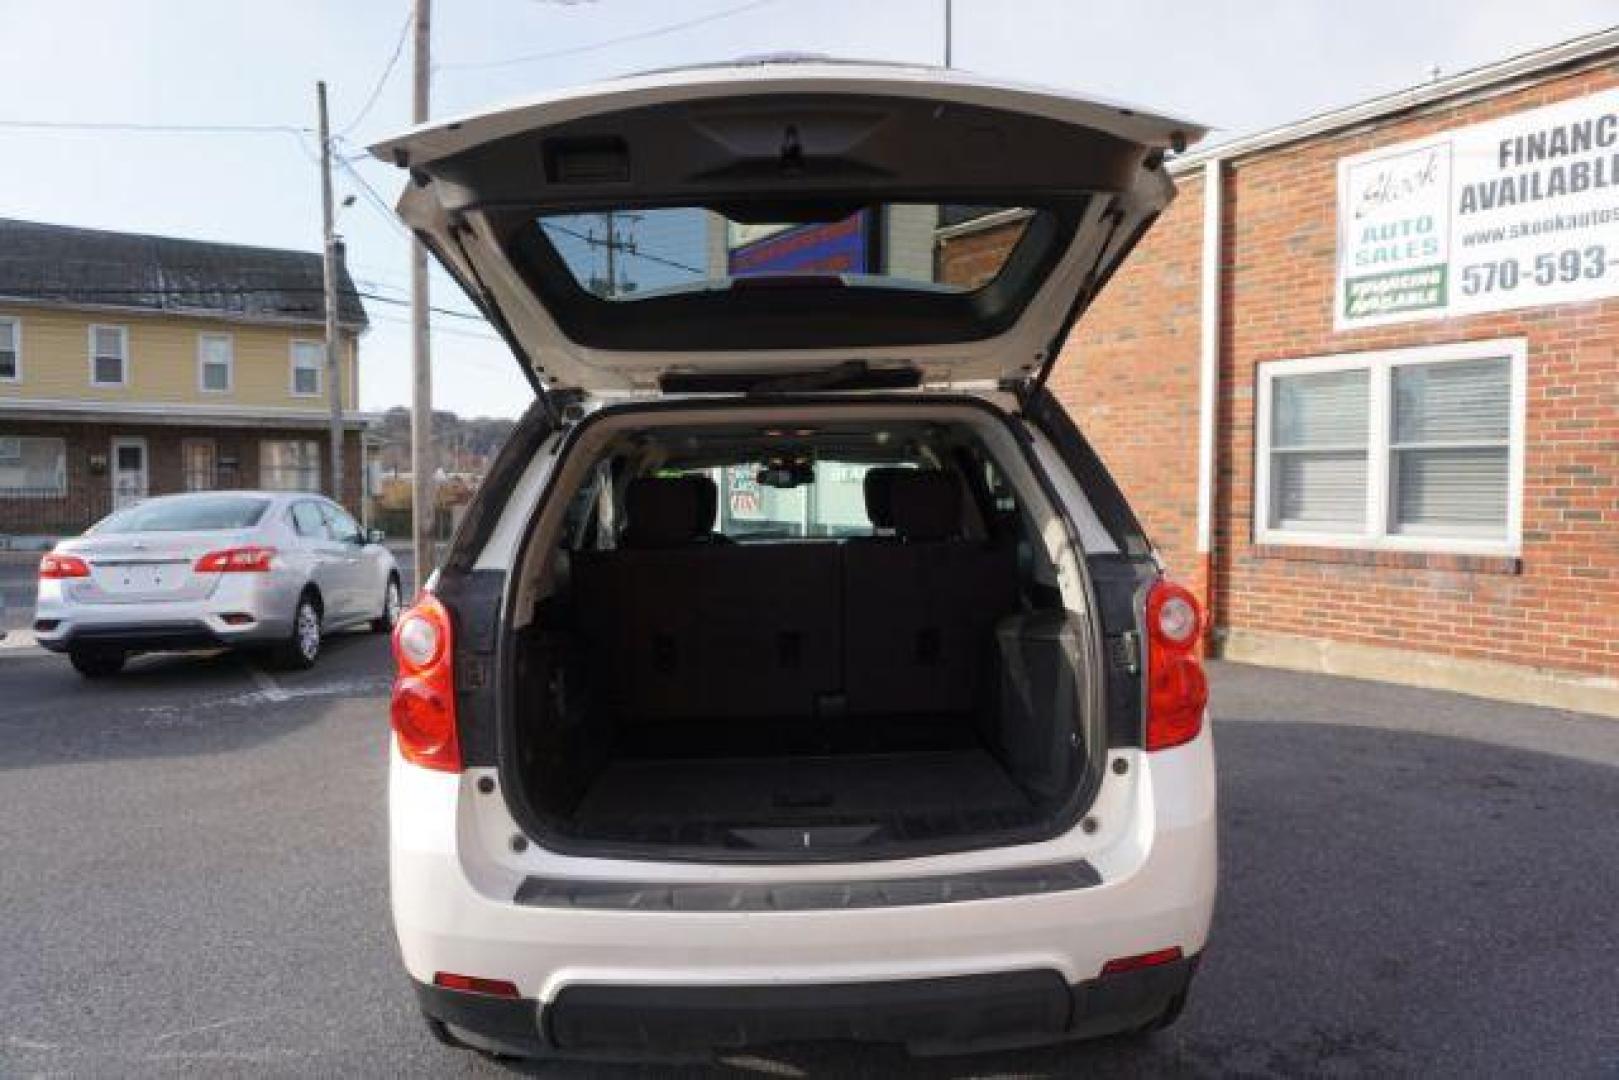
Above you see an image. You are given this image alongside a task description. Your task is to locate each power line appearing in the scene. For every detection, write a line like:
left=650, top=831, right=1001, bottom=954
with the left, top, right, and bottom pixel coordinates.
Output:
left=358, top=290, right=487, bottom=322
left=339, top=9, right=414, bottom=137
left=370, top=309, right=507, bottom=345
left=543, top=219, right=705, bottom=277
left=436, top=0, right=783, bottom=72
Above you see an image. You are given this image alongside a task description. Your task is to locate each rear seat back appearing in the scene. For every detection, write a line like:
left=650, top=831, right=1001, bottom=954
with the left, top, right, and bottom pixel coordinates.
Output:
left=575, top=476, right=840, bottom=722
left=574, top=471, right=1017, bottom=725
left=843, top=471, right=1018, bottom=716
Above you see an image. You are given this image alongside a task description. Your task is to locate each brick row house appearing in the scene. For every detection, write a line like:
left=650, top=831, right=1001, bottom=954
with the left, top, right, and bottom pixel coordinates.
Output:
left=942, top=31, right=1619, bottom=715
left=0, top=218, right=369, bottom=539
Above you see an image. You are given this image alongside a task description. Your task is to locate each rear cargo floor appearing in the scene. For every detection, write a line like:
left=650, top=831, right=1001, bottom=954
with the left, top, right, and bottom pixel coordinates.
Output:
left=570, top=749, right=1041, bottom=848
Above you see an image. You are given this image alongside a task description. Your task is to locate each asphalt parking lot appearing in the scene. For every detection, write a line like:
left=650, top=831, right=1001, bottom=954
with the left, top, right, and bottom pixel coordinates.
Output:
left=1, top=590, right=1616, bottom=1076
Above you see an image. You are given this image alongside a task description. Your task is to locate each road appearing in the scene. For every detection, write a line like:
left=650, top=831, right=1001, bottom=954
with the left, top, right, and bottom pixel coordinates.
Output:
left=1, top=639, right=1616, bottom=1076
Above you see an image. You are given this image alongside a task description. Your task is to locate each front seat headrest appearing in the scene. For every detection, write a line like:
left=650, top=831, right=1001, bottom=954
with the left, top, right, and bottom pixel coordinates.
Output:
left=887, top=470, right=962, bottom=542
left=622, top=475, right=719, bottom=547
left=862, top=467, right=909, bottom=530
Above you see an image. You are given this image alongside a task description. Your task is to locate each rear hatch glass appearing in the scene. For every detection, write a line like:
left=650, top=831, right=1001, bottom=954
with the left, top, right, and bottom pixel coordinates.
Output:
left=538, top=204, right=1032, bottom=300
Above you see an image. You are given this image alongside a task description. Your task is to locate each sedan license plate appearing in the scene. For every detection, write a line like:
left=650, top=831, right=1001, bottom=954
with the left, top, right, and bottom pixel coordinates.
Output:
left=108, top=564, right=168, bottom=591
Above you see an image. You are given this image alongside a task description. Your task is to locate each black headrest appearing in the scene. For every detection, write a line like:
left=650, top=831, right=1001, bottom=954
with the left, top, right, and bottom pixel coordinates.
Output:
left=622, top=475, right=718, bottom=547
left=888, top=471, right=961, bottom=541
left=862, top=467, right=908, bottom=529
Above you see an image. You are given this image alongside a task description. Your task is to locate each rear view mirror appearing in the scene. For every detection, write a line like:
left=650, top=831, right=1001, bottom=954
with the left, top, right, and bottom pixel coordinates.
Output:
left=757, top=463, right=814, bottom=489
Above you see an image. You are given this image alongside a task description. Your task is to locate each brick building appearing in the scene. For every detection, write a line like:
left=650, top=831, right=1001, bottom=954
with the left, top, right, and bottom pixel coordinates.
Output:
left=947, top=31, right=1619, bottom=715
left=0, top=219, right=370, bottom=540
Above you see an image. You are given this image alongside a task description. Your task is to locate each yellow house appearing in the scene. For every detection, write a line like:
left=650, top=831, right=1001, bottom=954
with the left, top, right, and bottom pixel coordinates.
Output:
left=0, top=217, right=369, bottom=536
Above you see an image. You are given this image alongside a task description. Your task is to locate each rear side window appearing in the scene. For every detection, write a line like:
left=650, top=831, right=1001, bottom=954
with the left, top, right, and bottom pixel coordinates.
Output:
left=93, top=495, right=268, bottom=533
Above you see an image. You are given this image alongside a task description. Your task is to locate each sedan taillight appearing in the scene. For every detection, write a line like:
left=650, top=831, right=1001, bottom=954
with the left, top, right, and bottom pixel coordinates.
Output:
left=194, top=546, right=277, bottom=573
left=39, top=553, right=90, bottom=579
left=1144, top=579, right=1209, bottom=751
left=391, top=592, right=461, bottom=772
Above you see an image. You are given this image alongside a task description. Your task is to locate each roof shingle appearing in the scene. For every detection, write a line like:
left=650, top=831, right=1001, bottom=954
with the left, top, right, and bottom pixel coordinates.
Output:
left=0, top=217, right=368, bottom=327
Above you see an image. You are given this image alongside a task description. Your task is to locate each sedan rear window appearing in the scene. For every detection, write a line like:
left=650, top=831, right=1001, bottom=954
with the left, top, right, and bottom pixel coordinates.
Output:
left=93, top=495, right=270, bottom=534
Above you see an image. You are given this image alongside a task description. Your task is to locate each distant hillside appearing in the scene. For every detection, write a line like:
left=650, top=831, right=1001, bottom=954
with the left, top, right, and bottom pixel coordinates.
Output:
left=372, top=406, right=515, bottom=477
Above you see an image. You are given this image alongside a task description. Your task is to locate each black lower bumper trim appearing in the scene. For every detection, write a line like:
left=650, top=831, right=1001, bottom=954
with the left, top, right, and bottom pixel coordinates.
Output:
left=412, top=956, right=1197, bottom=1060
left=41, top=622, right=225, bottom=654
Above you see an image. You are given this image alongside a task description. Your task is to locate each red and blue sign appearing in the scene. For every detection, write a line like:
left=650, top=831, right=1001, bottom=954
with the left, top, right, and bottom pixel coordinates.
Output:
left=728, top=212, right=870, bottom=277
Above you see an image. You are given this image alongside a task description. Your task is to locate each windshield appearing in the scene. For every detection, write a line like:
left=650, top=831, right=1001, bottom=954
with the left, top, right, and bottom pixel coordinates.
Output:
left=536, top=204, right=1033, bottom=301
left=93, top=495, right=270, bottom=534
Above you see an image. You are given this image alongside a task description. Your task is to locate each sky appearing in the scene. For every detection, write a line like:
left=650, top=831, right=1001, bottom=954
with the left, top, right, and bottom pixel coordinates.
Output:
left=0, top=0, right=1614, bottom=418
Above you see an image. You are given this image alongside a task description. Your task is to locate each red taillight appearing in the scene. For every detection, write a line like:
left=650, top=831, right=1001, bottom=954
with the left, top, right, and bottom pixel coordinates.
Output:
left=1144, top=579, right=1208, bottom=751
left=194, top=546, right=277, bottom=573
left=391, top=592, right=461, bottom=772
left=433, top=972, right=520, bottom=998
left=39, top=553, right=91, bottom=579
left=1101, top=946, right=1184, bottom=976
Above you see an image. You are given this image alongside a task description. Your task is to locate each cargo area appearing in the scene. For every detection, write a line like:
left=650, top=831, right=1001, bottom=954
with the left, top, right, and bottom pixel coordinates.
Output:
left=502, top=413, right=1099, bottom=861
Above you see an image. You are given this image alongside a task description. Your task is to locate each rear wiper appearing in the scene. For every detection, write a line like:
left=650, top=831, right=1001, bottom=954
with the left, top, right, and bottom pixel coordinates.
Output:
left=660, top=360, right=921, bottom=395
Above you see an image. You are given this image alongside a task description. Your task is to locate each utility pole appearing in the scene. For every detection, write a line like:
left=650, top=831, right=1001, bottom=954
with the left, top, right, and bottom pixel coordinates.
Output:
left=944, top=0, right=952, bottom=67
left=411, top=0, right=435, bottom=580
left=317, top=81, right=345, bottom=505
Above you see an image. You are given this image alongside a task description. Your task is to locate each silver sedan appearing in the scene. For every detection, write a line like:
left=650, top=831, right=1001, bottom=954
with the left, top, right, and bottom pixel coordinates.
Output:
left=35, top=490, right=402, bottom=677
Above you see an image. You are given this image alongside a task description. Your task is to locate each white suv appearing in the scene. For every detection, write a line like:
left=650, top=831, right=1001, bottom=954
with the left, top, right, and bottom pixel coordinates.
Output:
left=376, top=59, right=1215, bottom=1062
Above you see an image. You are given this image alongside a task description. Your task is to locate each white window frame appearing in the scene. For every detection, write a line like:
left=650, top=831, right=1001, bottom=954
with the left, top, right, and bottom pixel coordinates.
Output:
left=290, top=339, right=323, bottom=398
left=88, top=324, right=129, bottom=388
left=1254, top=338, right=1527, bottom=557
left=0, top=316, right=20, bottom=382
left=197, top=332, right=234, bottom=394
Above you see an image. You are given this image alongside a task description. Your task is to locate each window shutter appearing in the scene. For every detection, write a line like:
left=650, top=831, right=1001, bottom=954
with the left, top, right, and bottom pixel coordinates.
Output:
left=1270, top=369, right=1369, bottom=531
left=1391, top=359, right=1510, bottom=534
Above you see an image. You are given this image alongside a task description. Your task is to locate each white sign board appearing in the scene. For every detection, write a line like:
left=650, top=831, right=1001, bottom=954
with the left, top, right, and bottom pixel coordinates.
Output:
left=1337, top=87, right=1619, bottom=328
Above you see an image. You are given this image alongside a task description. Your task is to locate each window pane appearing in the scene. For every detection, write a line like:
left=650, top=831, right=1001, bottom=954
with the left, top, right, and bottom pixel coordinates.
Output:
left=0, top=349, right=15, bottom=379
left=183, top=441, right=216, bottom=491
left=0, top=320, right=15, bottom=349
left=202, top=336, right=231, bottom=363
left=94, top=327, right=122, bottom=356
left=1271, top=450, right=1367, bottom=530
left=291, top=501, right=328, bottom=537
left=293, top=366, right=319, bottom=394
left=321, top=503, right=360, bottom=542
left=1394, top=447, right=1508, bottom=533
left=1273, top=369, right=1369, bottom=448
left=261, top=440, right=320, bottom=491
left=1393, top=358, right=1509, bottom=443
left=0, top=436, right=66, bottom=494
left=94, top=354, right=124, bottom=384
left=202, top=362, right=230, bottom=391
left=535, top=203, right=1037, bottom=302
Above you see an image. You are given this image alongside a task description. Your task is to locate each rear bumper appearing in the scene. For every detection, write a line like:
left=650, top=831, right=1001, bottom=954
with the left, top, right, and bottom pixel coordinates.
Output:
left=390, top=728, right=1217, bottom=1057
left=36, top=620, right=232, bottom=653
left=416, top=957, right=1197, bottom=1059
left=33, top=576, right=297, bottom=652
